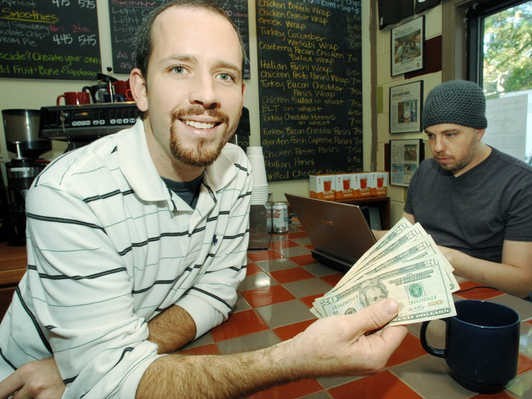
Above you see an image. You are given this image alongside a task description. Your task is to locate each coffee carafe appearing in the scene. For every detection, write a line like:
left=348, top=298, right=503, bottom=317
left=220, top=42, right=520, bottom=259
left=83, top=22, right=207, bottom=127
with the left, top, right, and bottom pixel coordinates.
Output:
left=2, top=109, right=51, bottom=245
left=82, top=72, right=122, bottom=103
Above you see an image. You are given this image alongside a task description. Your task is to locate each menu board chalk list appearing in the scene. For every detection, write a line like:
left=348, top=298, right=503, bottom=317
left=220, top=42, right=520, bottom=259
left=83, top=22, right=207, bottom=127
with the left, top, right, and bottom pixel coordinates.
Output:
left=0, top=0, right=101, bottom=80
left=257, top=0, right=363, bottom=181
left=108, top=0, right=250, bottom=78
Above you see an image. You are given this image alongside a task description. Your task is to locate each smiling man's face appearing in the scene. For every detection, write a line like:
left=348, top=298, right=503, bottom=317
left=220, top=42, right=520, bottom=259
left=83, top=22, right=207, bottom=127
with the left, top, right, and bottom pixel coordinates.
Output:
left=131, top=5, right=245, bottom=177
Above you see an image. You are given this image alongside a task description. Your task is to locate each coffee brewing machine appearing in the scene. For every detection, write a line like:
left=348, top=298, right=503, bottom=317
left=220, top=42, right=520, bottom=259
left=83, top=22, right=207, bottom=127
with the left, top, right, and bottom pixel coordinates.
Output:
left=2, top=109, right=51, bottom=245
left=39, top=102, right=138, bottom=150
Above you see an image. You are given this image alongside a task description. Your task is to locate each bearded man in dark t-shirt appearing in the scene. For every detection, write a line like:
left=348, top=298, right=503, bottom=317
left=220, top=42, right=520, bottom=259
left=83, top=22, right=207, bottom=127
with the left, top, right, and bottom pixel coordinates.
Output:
left=383, top=80, right=531, bottom=298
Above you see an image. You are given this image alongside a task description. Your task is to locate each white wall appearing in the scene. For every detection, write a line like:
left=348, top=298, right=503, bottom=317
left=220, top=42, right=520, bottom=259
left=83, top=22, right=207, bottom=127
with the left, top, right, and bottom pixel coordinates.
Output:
left=374, top=5, right=443, bottom=224
left=0, top=0, right=373, bottom=202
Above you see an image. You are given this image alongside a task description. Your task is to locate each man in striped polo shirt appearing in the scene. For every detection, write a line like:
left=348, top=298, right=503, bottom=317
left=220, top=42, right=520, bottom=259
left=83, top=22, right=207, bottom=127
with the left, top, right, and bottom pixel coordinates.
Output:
left=0, top=2, right=406, bottom=398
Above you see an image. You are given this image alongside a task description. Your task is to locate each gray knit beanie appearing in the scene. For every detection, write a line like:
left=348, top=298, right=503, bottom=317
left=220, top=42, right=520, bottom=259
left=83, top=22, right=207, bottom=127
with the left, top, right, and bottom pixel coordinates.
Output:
left=422, top=80, right=487, bottom=130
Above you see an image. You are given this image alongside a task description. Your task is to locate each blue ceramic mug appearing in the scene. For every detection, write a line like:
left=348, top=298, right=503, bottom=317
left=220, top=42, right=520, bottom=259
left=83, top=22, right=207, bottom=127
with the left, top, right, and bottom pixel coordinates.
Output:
left=420, top=300, right=520, bottom=394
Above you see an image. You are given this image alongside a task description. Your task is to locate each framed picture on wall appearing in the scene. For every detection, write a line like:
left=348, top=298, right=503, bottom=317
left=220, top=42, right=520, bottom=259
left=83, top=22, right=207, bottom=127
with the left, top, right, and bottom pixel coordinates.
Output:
left=415, top=0, right=441, bottom=14
left=389, top=80, right=423, bottom=133
left=391, top=16, right=424, bottom=76
left=389, top=139, right=424, bottom=187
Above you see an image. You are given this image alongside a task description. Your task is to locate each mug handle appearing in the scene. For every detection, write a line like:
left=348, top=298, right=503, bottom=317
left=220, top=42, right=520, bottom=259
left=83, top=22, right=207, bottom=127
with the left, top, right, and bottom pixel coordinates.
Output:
left=56, top=94, right=64, bottom=106
left=81, top=91, right=92, bottom=104
left=420, top=320, right=446, bottom=358
left=125, top=89, right=133, bottom=101
left=82, top=86, right=95, bottom=102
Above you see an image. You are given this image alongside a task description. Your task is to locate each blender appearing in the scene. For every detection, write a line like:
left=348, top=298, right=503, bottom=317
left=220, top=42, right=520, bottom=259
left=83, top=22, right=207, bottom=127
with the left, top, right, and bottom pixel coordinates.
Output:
left=2, top=109, right=51, bottom=245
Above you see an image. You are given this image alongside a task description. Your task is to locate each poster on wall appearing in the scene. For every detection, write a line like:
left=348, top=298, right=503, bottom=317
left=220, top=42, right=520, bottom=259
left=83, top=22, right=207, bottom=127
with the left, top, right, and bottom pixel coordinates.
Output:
left=389, top=139, right=424, bottom=186
left=415, top=0, right=441, bottom=14
left=389, top=80, right=423, bottom=133
left=391, top=16, right=424, bottom=76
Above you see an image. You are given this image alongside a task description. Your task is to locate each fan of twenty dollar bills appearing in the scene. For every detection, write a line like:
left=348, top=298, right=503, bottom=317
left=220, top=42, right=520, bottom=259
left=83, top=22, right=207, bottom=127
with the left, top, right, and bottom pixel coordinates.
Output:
left=311, top=217, right=459, bottom=326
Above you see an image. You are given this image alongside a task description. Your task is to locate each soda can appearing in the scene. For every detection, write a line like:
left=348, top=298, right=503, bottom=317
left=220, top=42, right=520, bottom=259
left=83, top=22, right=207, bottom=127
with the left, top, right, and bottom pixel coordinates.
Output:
left=272, top=201, right=289, bottom=233
left=265, top=201, right=273, bottom=233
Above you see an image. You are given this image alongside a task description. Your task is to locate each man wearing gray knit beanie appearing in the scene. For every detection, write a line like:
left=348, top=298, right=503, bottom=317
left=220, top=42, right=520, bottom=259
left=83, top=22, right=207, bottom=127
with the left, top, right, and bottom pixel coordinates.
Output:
left=402, top=80, right=532, bottom=298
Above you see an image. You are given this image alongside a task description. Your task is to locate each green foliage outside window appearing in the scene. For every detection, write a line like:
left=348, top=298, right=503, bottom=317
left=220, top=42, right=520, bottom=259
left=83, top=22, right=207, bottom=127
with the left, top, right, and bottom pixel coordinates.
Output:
left=483, top=2, right=531, bottom=96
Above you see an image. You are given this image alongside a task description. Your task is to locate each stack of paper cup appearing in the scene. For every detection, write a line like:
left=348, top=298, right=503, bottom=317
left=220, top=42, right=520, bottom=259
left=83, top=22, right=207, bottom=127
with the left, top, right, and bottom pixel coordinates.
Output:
left=246, top=146, right=269, bottom=205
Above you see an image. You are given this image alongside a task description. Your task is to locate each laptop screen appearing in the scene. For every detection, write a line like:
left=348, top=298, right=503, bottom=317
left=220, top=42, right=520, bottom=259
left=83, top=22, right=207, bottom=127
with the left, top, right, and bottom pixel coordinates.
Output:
left=285, top=194, right=376, bottom=269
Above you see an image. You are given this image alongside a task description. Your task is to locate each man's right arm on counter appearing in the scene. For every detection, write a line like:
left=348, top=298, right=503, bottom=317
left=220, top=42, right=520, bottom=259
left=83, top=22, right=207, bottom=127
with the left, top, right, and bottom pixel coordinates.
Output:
left=147, top=305, right=197, bottom=354
left=0, top=299, right=406, bottom=399
left=136, top=299, right=407, bottom=399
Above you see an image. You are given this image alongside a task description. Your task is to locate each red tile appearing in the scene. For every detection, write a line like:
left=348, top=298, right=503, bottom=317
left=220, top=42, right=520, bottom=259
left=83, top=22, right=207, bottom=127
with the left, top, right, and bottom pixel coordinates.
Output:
left=288, top=231, right=308, bottom=239
left=290, top=254, right=316, bottom=266
left=210, top=309, right=269, bottom=341
left=518, top=353, right=532, bottom=374
left=300, top=294, right=324, bottom=308
left=248, top=379, right=322, bottom=399
left=454, top=281, right=504, bottom=300
left=246, top=263, right=262, bottom=276
left=321, top=273, right=344, bottom=286
left=248, top=250, right=281, bottom=262
left=241, top=285, right=295, bottom=308
left=273, top=319, right=315, bottom=341
left=271, top=267, right=314, bottom=283
left=180, top=344, right=219, bottom=356
left=270, top=239, right=299, bottom=251
left=270, top=238, right=301, bottom=259
left=328, top=370, right=422, bottom=399
left=386, top=333, right=426, bottom=367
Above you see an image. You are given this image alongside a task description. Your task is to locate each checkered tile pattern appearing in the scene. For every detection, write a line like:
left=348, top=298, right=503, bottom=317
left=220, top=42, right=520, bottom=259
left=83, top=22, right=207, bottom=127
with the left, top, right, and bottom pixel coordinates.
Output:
left=181, top=225, right=532, bottom=398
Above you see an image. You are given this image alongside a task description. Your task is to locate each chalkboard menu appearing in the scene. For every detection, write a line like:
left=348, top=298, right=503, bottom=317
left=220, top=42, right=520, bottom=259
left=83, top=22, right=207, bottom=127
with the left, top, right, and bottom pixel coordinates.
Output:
left=108, top=0, right=250, bottom=78
left=257, top=0, right=362, bottom=181
left=0, top=0, right=101, bottom=80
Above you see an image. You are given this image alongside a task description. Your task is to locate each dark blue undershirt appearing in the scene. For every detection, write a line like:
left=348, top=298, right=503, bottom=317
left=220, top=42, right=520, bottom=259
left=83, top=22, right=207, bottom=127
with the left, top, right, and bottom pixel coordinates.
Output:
left=162, top=174, right=203, bottom=209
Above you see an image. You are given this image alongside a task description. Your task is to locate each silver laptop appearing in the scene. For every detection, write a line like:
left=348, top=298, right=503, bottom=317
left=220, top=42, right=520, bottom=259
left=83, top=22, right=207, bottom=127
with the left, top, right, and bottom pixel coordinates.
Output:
left=285, top=194, right=376, bottom=272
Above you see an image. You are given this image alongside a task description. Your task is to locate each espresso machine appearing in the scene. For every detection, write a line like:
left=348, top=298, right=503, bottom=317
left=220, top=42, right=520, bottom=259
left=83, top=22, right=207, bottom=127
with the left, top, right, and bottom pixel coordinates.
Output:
left=2, top=109, right=51, bottom=245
